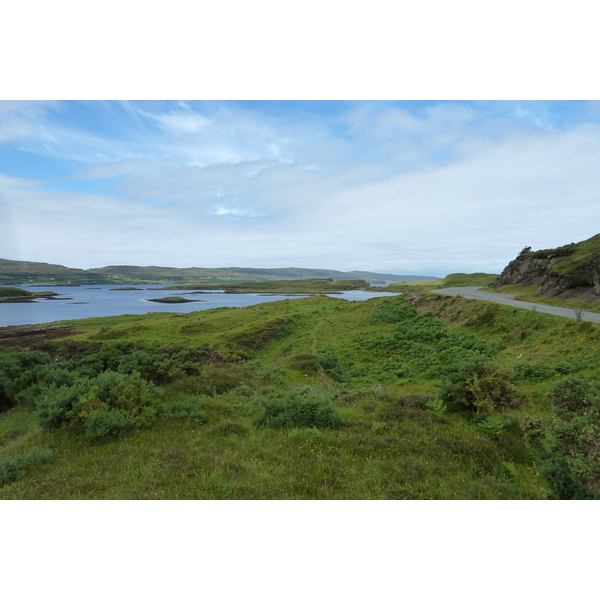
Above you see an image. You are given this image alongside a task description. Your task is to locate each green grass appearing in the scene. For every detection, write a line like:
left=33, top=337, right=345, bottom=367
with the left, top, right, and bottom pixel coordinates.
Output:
left=541, top=233, right=600, bottom=276
left=3, top=291, right=600, bottom=499
left=0, top=286, right=32, bottom=298
left=383, top=273, right=498, bottom=293
left=487, top=283, right=600, bottom=313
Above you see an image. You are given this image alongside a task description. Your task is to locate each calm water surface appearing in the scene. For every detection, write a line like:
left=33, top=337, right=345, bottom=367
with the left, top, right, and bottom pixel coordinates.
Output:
left=0, top=285, right=398, bottom=328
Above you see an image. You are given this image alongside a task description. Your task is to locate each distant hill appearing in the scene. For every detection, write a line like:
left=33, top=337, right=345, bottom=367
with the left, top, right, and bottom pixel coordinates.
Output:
left=0, top=258, right=438, bottom=286
left=492, top=233, right=600, bottom=298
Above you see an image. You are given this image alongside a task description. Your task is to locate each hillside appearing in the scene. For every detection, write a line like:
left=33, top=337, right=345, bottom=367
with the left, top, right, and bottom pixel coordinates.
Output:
left=492, top=234, right=600, bottom=299
left=3, top=290, right=600, bottom=499
left=0, top=258, right=437, bottom=286
left=383, top=272, right=498, bottom=292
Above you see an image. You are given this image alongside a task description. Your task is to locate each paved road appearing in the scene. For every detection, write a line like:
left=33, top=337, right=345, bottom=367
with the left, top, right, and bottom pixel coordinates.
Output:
left=432, top=287, right=600, bottom=323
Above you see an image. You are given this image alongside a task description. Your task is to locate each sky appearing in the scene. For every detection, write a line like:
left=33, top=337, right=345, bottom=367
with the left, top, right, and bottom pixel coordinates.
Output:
left=1, top=99, right=600, bottom=277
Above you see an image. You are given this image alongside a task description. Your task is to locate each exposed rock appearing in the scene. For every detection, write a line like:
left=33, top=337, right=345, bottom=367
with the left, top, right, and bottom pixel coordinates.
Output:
left=492, top=238, right=600, bottom=299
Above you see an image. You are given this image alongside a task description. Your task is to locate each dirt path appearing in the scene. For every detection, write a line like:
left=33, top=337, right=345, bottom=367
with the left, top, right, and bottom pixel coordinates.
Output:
left=432, top=287, right=600, bottom=323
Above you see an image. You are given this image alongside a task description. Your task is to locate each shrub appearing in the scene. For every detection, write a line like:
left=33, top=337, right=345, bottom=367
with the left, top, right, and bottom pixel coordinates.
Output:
left=512, top=361, right=554, bottom=381
left=369, top=298, right=417, bottom=324
left=36, top=383, right=86, bottom=429
left=520, top=416, right=545, bottom=446
left=316, top=353, right=349, bottom=382
left=73, top=370, right=162, bottom=429
left=85, top=410, right=134, bottom=442
left=198, top=364, right=251, bottom=394
left=255, top=393, right=342, bottom=429
left=539, top=377, right=600, bottom=497
left=546, top=376, right=592, bottom=416
left=539, top=454, right=598, bottom=500
left=439, top=358, right=523, bottom=414
left=0, top=347, right=52, bottom=410
left=0, top=448, right=53, bottom=487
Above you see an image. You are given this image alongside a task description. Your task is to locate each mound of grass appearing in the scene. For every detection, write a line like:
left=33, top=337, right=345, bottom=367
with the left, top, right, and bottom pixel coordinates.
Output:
left=255, top=391, right=343, bottom=429
left=0, top=286, right=32, bottom=298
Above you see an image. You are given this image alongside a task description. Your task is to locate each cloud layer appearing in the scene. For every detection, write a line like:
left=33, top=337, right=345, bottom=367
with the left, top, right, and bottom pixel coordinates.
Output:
left=1, top=100, right=600, bottom=276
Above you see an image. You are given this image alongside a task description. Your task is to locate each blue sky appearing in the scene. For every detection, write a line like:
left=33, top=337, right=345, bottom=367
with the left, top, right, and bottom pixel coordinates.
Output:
left=2, top=100, right=600, bottom=276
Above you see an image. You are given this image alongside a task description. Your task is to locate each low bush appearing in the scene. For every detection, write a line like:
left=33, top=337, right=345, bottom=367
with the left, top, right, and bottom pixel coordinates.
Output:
left=36, top=383, right=87, bottom=429
left=369, top=297, right=417, bottom=324
left=198, top=364, right=252, bottom=394
left=85, top=410, right=134, bottom=442
left=0, top=448, right=53, bottom=487
left=255, top=392, right=342, bottom=429
left=439, top=358, right=523, bottom=414
left=316, top=353, right=349, bottom=382
left=539, top=377, right=600, bottom=497
left=546, top=376, right=594, bottom=416
left=512, top=361, right=554, bottom=381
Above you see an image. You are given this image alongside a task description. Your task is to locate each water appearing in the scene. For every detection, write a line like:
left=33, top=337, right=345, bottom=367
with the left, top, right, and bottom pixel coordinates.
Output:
left=0, top=285, right=398, bottom=328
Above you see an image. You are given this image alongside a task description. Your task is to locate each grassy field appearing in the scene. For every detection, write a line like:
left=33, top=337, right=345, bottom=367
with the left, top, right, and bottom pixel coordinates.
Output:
left=2, top=290, right=599, bottom=499
left=383, top=272, right=498, bottom=293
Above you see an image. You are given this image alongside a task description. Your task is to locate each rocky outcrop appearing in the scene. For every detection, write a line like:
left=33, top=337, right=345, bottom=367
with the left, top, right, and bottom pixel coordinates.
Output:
left=492, top=243, right=600, bottom=298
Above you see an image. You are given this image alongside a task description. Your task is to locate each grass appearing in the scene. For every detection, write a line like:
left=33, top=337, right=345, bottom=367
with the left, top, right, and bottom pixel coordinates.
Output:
left=2, top=290, right=599, bottom=499
left=487, top=283, right=600, bottom=313
left=383, top=273, right=498, bottom=293
left=0, top=286, right=31, bottom=298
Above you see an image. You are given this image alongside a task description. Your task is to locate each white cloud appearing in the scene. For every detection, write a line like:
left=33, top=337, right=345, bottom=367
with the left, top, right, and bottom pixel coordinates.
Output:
left=3, top=101, right=600, bottom=275
left=0, top=101, right=58, bottom=143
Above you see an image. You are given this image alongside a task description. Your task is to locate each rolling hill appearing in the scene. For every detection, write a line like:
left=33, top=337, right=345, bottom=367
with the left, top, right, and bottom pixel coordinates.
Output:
left=0, top=258, right=438, bottom=286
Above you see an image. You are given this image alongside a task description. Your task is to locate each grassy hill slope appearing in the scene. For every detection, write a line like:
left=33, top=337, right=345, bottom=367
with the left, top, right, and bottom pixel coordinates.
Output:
left=383, top=272, right=498, bottom=292
left=3, top=290, right=599, bottom=499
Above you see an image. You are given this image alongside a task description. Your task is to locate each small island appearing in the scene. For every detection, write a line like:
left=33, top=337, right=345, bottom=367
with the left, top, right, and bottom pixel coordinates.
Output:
left=0, top=286, right=60, bottom=303
left=146, top=296, right=201, bottom=304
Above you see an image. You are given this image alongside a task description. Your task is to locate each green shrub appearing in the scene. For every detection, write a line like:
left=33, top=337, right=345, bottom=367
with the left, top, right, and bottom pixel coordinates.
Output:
left=520, top=416, right=545, bottom=446
left=512, top=361, right=554, bottom=381
left=546, top=376, right=592, bottom=415
left=255, top=393, right=342, bottom=429
left=160, top=400, right=207, bottom=424
left=369, top=298, right=417, bottom=324
left=539, top=454, right=598, bottom=500
left=35, top=370, right=163, bottom=434
left=197, top=363, right=252, bottom=394
left=316, top=353, right=349, bottom=382
left=439, top=358, right=523, bottom=414
left=0, top=347, right=52, bottom=410
left=73, top=370, right=162, bottom=428
left=85, top=410, right=134, bottom=442
left=36, top=383, right=86, bottom=429
left=540, top=377, right=600, bottom=497
left=0, top=448, right=53, bottom=486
